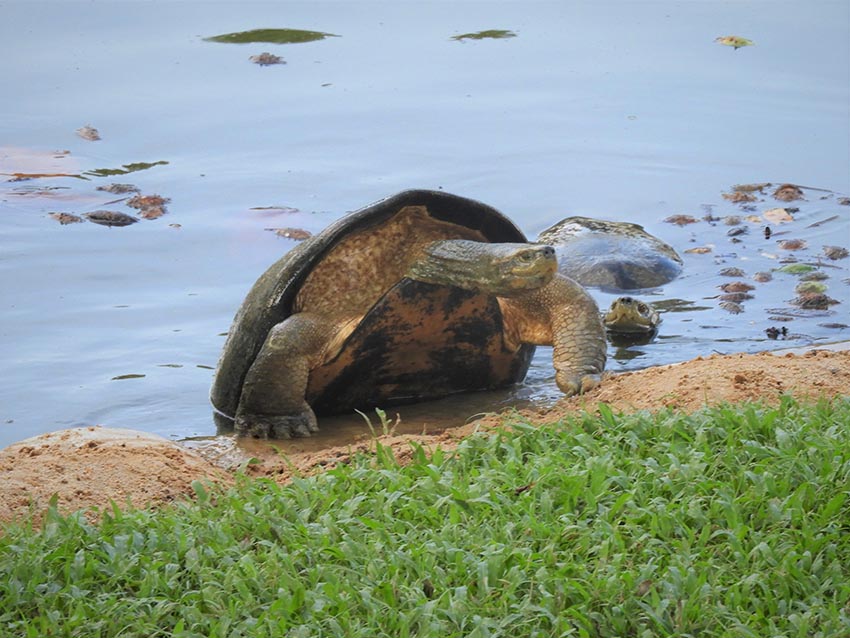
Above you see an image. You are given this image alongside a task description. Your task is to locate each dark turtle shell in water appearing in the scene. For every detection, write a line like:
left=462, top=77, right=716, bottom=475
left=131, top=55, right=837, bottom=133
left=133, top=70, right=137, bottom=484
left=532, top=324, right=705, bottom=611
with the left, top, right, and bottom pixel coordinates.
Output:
left=537, top=217, right=683, bottom=291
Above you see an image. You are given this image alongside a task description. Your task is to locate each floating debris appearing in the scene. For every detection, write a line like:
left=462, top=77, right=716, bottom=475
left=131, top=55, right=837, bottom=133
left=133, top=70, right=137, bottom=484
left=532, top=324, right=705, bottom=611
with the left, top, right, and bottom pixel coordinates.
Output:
left=127, top=194, right=170, bottom=209
left=48, top=212, right=83, bottom=225
left=800, top=271, right=829, bottom=282
left=823, top=245, right=849, bottom=260
left=819, top=322, right=848, bottom=329
left=732, top=183, right=770, bottom=193
left=84, top=210, right=138, bottom=227
left=84, top=161, right=169, bottom=178
left=795, top=281, right=827, bottom=295
left=267, top=227, right=312, bottom=240
left=719, top=267, right=746, bottom=277
left=138, top=206, right=166, bottom=220
left=96, top=183, right=139, bottom=194
left=723, top=215, right=742, bottom=226
left=838, top=197, right=850, bottom=206
left=776, top=263, right=816, bottom=275
left=205, top=28, right=339, bottom=44
left=720, top=281, right=755, bottom=293
left=753, top=271, right=773, bottom=283
left=715, top=35, right=754, bottom=50
left=720, top=301, right=744, bottom=314
left=249, top=52, right=286, bottom=66
left=791, top=293, right=839, bottom=310
left=249, top=205, right=301, bottom=214
left=772, top=183, right=804, bottom=202
left=452, top=29, right=517, bottom=41
left=664, top=214, right=699, bottom=226
left=111, top=373, right=145, bottom=380
left=722, top=191, right=757, bottom=203
left=727, top=226, right=748, bottom=238
left=684, top=246, right=712, bottom=254
left=763, top=207, right=793, bottom=223
left=777, top=238, right=807, bottom=250
left=76, top=125, right=101, bottom=141
left=720, top=292, right=754, bottom=302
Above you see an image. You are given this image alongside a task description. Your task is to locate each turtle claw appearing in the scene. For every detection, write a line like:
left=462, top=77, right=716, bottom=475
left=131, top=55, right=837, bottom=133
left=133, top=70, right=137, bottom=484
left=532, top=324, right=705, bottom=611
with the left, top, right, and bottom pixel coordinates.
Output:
left=234, top=408, right=319, bottom=439
left=556, top=371, right=602, bottom=397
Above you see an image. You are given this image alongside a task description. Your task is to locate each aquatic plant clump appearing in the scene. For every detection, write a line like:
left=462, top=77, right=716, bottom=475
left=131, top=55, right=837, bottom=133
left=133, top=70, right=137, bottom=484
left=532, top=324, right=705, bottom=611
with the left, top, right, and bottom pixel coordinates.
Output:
left=205, top=28, right=339, bottom=45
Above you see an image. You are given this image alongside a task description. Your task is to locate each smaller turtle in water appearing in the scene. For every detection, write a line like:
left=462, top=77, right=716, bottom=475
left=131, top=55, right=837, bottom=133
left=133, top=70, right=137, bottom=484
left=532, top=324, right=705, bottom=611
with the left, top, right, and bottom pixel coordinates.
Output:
left=537, top=217, right=683, bottom=291
left=602, top=297, right=661, bottom=335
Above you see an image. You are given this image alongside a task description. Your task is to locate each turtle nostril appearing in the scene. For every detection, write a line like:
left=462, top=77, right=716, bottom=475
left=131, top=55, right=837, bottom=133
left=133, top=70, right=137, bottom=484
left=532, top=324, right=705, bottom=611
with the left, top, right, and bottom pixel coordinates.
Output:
left=621, top=296, right=634, bottom=303
left=541, top=246, right=555, bottom=258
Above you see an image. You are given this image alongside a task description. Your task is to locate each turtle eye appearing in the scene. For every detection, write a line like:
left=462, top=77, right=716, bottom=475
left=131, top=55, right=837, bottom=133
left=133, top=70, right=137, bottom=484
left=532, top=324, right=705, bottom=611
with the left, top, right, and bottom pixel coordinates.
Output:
left=519, top=252, right=534, bottom=262
left=638, top=303, right=649, bottom=314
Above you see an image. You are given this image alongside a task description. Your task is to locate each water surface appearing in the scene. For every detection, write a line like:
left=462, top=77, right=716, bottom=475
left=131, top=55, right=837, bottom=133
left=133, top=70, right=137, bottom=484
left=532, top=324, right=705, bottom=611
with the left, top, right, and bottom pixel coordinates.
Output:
left=1, top=1, right=848, bottom=449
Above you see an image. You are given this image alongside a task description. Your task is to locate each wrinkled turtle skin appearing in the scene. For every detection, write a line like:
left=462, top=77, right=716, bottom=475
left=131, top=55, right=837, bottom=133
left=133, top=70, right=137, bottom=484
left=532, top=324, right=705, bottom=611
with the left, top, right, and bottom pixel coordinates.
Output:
left=211, top=190, right=607, bottom=439
left=537, top=216, right=682, bottom=291
left=603, top=296, right=661, bottom=334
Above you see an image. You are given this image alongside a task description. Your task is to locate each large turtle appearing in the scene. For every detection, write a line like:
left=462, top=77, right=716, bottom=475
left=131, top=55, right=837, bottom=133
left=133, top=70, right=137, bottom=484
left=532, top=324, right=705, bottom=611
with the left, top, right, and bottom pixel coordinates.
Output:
left=211, top=190, right=607, bottom=438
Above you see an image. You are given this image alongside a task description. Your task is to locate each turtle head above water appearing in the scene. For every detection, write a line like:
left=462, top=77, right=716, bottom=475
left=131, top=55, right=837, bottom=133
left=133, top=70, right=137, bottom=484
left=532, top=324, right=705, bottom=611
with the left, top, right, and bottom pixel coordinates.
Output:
left=603, top=296, right=660, bottom=334
left=407, top=240, right=558, bottom=296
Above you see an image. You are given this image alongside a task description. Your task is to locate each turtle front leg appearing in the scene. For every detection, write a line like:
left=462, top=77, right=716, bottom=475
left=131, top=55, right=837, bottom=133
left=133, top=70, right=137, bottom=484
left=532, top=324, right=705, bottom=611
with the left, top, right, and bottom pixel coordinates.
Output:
left=504, top=274, right=607, bottom=397
left=235, top=313, right=333, bottom=438
left=548, top=276, right=607, bottom=396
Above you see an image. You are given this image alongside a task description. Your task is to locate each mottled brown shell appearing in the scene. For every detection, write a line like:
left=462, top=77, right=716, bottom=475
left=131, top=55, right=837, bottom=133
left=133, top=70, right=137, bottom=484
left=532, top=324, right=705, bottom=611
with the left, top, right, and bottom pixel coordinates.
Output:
left=211, top=190, right=533, bottom=419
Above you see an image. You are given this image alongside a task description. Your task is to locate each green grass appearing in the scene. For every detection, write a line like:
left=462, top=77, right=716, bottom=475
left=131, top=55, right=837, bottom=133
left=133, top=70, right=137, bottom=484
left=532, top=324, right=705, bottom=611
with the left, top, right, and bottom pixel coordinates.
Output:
left=2, top=398, right=849, bottom=637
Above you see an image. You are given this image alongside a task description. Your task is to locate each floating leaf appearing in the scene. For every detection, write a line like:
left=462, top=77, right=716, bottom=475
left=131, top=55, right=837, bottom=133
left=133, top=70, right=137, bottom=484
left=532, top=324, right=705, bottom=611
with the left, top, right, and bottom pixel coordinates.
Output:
left=715, top=35, right=754, bottom=50
left=48, top=212, right=84, bottom=225
left=84, top=161, right=169, bottom=178
left=777, top=263, right=816, bottom=275
left=205, top=28, right=339, bottom=45
left=84, top=210, right=139, bottom=227
left=684, top=246, right=712, bottom=254
left=76, top=125, right=101, bottom=141
left=452, top=29, right=516, bottom=41
left=249, top=52, right=285, bottom=66
left=96, top=183, right=139, bottom=194
left=763, top=207, right=793, bottom=223
left=111, top=373, right=145, bottom=380
left=777, top=238, right=807, bottom=250
left=664, top=214, right=699, bottom=226
left=773, top=183, right=804, bottom=202
left=266, top=227, right=312, bottom=240
left=823, top=245, right=849, bottom=260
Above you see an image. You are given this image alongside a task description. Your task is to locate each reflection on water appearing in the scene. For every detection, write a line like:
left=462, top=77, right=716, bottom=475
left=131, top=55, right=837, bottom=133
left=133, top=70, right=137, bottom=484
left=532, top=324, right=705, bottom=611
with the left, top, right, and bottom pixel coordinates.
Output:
left=0, top=1, right=847, bottom=449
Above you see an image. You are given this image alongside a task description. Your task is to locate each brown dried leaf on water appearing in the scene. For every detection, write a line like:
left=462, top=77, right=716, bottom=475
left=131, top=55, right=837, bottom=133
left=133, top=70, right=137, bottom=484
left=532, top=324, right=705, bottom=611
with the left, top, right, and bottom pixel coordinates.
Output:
left=772, top=183, right=804, bottom=202
left=76, top=125, right=101, bottom=141
left=126, top=194, right=170, bottom=209
left=777, top=239, right=807, bottom=251
left=744, top=215, right=762, bottom=223
left=723, top=215, right=742, bottom=226
left=791, top=293, right=839, bottom=310
left=719, top=267, right=745, bottom=277
left=48, top=212, right=84, bottom=225
left=267, top=227, right=312, bottom=240
left=720, top=292, right=754, bottom=302
left=664, top=214, right=699, bottom=226
left=753, top=271, right=773, bottom=283
left=720, top=301, right=744, bottom=314
left=84, top=210, right=138, bottom=227
left=138, top=206, right=166, bottom=220
left=720, top=281, right=755, bottom=293
left=823, top=245, right=849, bottom=260
left=800, top=270, right=829, bottom=282
left=249, top=52, right=286, bottom=66
left=722, top=191, right=757, bottom=204
left=763, top=207, right=793, bottom=223
left=96, top=183, right=139, bottom=194
left=684, top=246, right=712, bottom=254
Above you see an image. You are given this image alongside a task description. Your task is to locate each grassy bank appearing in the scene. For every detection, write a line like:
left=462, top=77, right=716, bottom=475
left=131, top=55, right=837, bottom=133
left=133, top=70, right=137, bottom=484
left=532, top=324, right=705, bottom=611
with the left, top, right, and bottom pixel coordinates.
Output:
left=2, top=398, right=849, bottom=637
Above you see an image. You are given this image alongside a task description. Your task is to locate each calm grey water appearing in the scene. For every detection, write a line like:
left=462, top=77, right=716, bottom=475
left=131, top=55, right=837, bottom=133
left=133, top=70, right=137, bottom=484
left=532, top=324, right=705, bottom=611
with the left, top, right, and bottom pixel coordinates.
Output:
left=1, top=1, right=848, bottom=449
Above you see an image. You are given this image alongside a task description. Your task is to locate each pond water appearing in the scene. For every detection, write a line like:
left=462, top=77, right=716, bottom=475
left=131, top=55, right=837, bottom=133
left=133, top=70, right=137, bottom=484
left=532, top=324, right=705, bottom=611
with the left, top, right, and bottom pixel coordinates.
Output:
left=1, top=1, right=848, bottom=450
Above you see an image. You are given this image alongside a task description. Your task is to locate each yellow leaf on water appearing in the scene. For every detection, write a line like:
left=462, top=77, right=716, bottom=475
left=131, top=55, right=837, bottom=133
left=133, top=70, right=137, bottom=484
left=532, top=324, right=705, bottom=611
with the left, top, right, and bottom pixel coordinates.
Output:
left=763, top=208, right=794, bottom=223
left=715, top=35, right=754, bottom=50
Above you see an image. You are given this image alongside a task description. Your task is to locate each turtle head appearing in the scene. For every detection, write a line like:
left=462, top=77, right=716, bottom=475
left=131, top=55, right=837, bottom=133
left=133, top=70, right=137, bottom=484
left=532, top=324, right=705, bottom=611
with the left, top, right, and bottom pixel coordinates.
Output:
left=603, top=296, right=660, bottom=334
left=407, top=240, right=557, bottom=296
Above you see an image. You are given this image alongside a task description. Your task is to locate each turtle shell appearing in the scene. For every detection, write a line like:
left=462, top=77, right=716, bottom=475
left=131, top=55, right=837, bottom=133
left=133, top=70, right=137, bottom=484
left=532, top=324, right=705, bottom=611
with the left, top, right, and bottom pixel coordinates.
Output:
left=211, top=189, right=534, bottom=420
left=537, top=216, right=683, bottom=291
